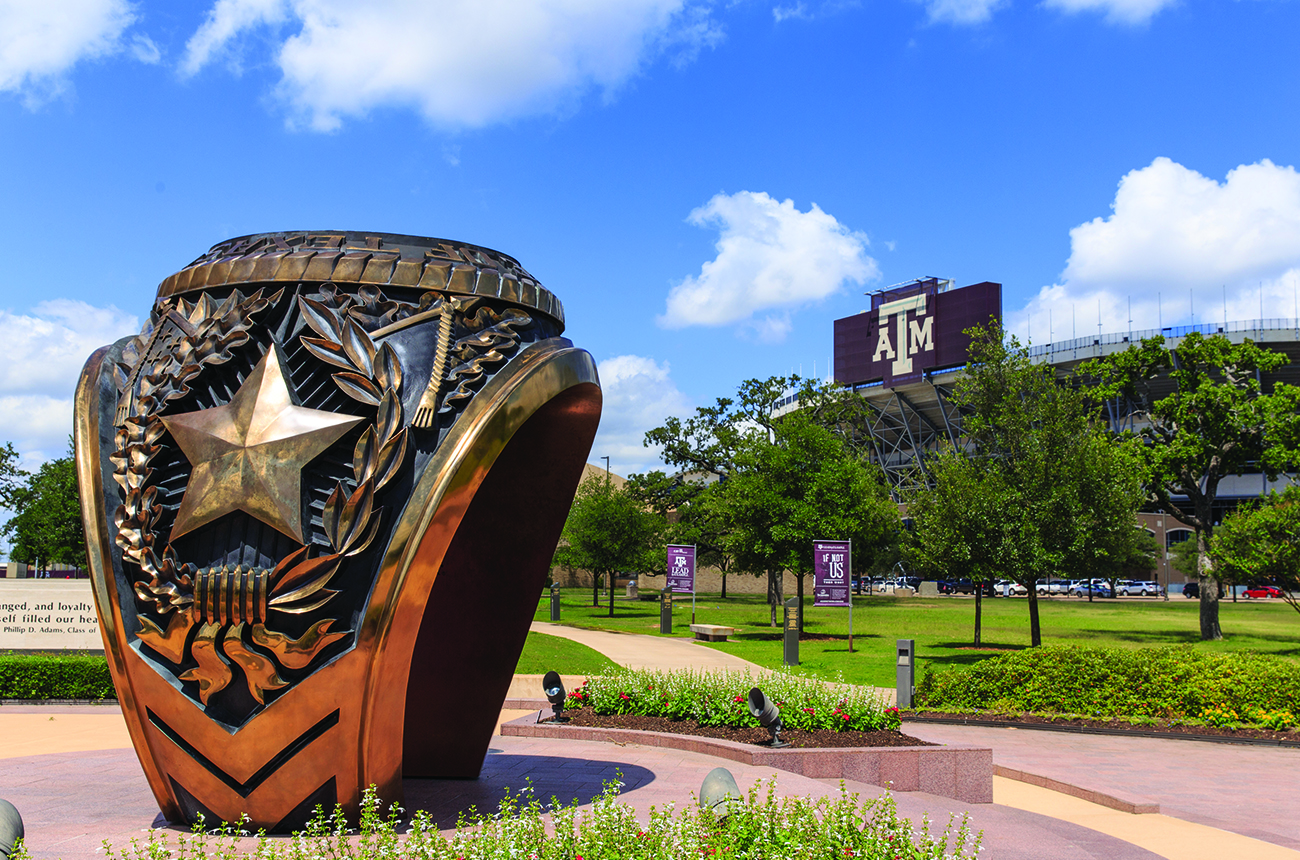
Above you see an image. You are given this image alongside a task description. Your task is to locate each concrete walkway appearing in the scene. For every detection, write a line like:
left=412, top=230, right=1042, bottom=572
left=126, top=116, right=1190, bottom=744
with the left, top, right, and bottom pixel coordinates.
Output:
left=537, top=621, right=1300, bottom=860
left=4, top=626, right=1298, bottom=860
left=0, top=711, right=1164, bottom=860
left=907, top=721, right=1300, bottom=855
left=529, top=620, right=767, bottom=672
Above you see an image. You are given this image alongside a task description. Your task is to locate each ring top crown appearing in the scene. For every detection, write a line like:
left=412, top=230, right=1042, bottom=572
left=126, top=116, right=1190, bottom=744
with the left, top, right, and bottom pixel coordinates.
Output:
left=157, top=230, right=564, bottom=329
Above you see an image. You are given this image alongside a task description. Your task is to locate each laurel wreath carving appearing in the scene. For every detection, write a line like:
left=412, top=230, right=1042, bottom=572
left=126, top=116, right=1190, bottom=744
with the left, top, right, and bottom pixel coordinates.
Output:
left=107, top=282, right=527, bottom=710
left=108, top=285, right=417, bottom=707
left=111, top=288, right=282, bottom=616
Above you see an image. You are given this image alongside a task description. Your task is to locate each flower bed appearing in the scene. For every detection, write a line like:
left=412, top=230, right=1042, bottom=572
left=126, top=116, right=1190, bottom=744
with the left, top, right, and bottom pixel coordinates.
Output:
left=564, top=667, right=901, bottom=732
left=17, top=781, right=981, bottom=860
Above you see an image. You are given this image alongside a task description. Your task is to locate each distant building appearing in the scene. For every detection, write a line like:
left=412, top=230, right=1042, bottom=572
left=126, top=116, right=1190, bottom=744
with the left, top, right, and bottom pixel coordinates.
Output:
left=832, top=277, right=1300, bottom=587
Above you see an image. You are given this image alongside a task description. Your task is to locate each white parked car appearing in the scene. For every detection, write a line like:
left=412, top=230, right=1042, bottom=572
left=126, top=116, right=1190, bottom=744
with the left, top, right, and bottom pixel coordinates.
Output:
left=1119, top=580, right=1163, bottom=597
left=1036, top=579, right=1070, bottom=595
left=996, top=580, right=1028, bottom=596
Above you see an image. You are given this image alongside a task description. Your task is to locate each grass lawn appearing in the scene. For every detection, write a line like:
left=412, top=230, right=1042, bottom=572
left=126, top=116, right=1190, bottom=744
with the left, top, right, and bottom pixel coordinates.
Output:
left=513, top=630, right=621, bottom=674
left=535, top=590, right=1300, bottom=687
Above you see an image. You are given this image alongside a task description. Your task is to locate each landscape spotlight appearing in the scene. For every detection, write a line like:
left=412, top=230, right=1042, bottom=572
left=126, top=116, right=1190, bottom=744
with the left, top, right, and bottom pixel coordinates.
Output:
left=699, top=767, right=741, bottom=817
left=747, top=687, right=789, bottom=748
left=542, top=670, right=568, bottom=722
left=0, top=798, right=23, bottom=860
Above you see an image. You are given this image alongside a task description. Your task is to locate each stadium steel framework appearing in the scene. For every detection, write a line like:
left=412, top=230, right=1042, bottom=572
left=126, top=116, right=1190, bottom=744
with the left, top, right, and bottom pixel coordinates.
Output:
left=841, top=317, right=1300, bottom=500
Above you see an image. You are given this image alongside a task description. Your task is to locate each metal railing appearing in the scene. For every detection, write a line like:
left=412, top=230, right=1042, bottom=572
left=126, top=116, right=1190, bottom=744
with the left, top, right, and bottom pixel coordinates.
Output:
left=1027, top=318, right=1300, bottom=359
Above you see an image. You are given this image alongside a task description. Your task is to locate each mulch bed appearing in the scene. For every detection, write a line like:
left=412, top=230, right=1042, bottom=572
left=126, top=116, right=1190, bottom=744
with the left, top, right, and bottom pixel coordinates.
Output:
left=908, top=710, right=1300, bottom=743
left=544, top=710, right=936, bottom=748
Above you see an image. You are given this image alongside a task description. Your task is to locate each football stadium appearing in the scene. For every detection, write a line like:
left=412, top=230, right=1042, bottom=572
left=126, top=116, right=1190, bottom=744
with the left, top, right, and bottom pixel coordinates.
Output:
left=831, top=277, right=1300, bottom=587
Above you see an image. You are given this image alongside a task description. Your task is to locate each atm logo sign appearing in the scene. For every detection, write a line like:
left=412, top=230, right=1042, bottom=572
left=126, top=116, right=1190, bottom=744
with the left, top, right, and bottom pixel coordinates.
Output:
left=871, top=292, right=934, bottom=376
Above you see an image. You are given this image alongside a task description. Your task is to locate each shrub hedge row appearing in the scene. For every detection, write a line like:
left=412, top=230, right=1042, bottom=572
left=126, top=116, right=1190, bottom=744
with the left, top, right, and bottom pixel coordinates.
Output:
left=915, top=645, right=1300, bottom=723
left=0, top=652, right=117, bottom=700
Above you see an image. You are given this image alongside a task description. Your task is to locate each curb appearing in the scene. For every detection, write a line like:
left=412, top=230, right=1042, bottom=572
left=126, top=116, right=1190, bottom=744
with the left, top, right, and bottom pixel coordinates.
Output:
left=993, top=765, right=1160, bottom=815
left=502, top=711, right=993, bottom=804
left=903, top=715, right=1300, bottom=749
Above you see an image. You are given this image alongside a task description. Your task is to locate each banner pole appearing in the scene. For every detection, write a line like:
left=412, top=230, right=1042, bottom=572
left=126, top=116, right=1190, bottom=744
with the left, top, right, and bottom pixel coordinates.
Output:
left=849, top=540, right=854, bottom=653
left=691, top=544, right=697, bottom=625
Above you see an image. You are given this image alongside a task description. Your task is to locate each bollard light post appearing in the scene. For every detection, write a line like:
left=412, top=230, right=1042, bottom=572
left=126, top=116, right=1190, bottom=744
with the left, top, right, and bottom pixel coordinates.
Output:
left=783, top=597, right=799, bottom=666
left=896, top=638, right=916, bottom=708
left=550, top=582, right=561, bottom=622
left=660, top=589, right=673, bottom=634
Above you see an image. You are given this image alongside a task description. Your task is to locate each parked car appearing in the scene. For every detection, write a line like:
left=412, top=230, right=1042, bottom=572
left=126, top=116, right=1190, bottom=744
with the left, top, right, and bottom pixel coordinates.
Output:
left=1244, top=585, right=1285, bottom=599
left=1070, top=581, right=1113, bottom=598
left=996, top=580, right=1028, bottom=596
left=1118, top=580, right=1163, bottom=597
left=938, top=578, right=995, bottom=596
left=1181, top=582, right=1226, bottom=599
left=1035, top=579, right=1071, bottom=596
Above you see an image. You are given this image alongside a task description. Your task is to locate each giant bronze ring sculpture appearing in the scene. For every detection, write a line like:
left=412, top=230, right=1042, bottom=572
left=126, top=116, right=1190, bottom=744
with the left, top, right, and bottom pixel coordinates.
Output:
left=73, top=232, right=601, bottom=831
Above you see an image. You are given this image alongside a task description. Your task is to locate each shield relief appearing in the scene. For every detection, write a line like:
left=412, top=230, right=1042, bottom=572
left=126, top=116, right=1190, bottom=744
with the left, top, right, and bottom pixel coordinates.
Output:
left=73, top=232, right=601, bottom=831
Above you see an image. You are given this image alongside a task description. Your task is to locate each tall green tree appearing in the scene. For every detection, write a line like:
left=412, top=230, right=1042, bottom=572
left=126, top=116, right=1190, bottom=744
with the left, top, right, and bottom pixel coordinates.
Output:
left=907, top=448, right=1015, bottom=646
left=721, top=411, right=899, bottom=631
left=628, top=472, right=744, bottom=599
left=645, top=375, right=795, bottom=616
left=909, top=325, right=1147, bottom=646
left=0, top=442, right=27, bottom=511
left=1082, top=332, right=1300, bottom=640
left=553, top=475, right=664, bottom=615
left=3, top=444, right=86, bottom=571
left=1210, top=487, right=1300, bottom=615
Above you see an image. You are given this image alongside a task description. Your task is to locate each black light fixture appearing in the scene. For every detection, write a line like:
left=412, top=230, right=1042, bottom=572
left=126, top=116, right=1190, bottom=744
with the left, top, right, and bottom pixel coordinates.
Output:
left=0, top=798, right=23, bottom=860
left=699, top=766, right=741, bottom=817
left=747, top=687, right=789, bottom=748
left=542, top=670, right=568, bottom=722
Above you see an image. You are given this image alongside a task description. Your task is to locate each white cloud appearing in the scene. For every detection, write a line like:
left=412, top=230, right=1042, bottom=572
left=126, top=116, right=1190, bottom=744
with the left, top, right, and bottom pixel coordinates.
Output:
left=773, top=3, right=810, bottom=22
left=1042, top=0, right=1176, bottom=26
left=921, top=0, right=1005, bottom=25
left=0, top=300, right=138, bottom=462
left=1015, top=158, right=1300, bottom=343
left=0, top=0, right=141, bottom=102
left=182, top=0, right=717, bottom=131
left=659, top=191, right=878, bottom=341
left=180, top=0, right=289, bottom=77
left=591, top=355, right=691, bottom=476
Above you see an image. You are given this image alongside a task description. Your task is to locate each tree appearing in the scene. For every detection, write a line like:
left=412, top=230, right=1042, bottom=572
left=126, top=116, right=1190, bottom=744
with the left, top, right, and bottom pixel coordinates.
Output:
left=1210, top=487, right=1300, bottom=615
left=908, top=448, right=1016, bottom=646
left=908, top=325, right=1147, bottom=646
left=720, top=411, right=899, bottom=632
left=0, top=442, right=26, bottom=510
left=626, top=470, right=746, bottom=599
left=3, top=443, right=86, bottom=572
left=553, top=475, right=663, bottom=615
left=646, top=376, right=796, bottom=618
left=1082, top=332, right=1300, bottom=640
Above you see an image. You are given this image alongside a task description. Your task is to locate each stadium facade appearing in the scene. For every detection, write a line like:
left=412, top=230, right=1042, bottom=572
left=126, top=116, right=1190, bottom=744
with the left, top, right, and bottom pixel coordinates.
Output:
left=832, top=278, right=1300, bottom=587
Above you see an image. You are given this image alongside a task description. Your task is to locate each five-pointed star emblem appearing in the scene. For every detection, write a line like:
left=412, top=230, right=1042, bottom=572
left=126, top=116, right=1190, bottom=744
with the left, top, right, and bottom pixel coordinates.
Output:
left=161, top=346, right=364, bottom=544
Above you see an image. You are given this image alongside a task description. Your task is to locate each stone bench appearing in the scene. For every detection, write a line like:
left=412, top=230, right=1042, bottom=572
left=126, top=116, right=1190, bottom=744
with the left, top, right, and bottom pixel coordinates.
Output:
left=690, top=624, right=734, bottom=642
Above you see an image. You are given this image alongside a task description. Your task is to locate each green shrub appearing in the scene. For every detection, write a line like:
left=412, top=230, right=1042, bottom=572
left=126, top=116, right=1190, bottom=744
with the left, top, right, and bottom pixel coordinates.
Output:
left=565, top=667, right=901, bottom=732
left=915, top=645, right=1300, bottom=724
left=0, top=652, right=116, bottom=700
left=27, top=779, right=978, bottom=860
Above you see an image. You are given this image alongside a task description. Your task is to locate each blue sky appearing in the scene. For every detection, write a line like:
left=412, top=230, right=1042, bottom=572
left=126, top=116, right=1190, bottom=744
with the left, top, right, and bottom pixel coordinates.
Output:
left=3, top=0, right=1300, bottom=475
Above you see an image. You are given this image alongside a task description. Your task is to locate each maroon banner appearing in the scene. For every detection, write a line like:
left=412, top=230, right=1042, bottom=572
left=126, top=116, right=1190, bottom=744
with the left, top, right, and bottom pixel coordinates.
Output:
left=813, top=540, right=852, bottom=607
left=834, top=279, right=1001, bottom=388
left=666, top=545, right=696, bottom=593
